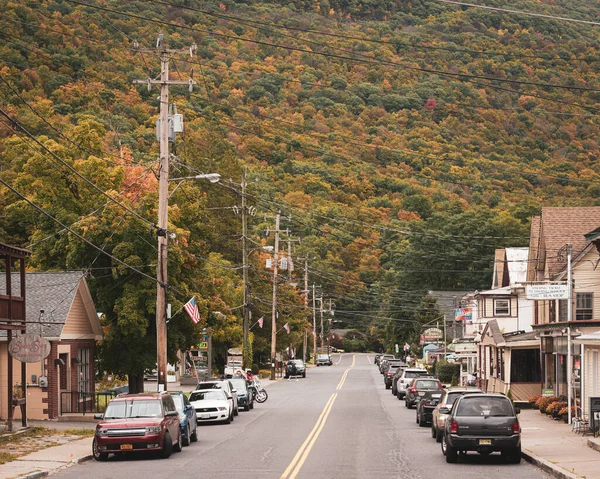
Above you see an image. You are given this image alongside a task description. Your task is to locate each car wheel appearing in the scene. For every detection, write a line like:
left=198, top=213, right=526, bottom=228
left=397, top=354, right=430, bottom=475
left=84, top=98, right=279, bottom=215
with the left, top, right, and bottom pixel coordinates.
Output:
left=92, top=438, right=108, bottom=461
left=173, top=430, right=183, bottom=452
left=442, top=435, right=457, bottom=463
left=431, top=425, right=436, bottom=439
left=161, top=432, right=173, bottom=458
left=244, top=404, right=250, bottom=411
left=230, top=409, right=235, bottom=421
left=249, top=401, right=254, bottom=410
left=190, top=425, right=198, bottom=443
left=182, top=424, right=190, bottom=447
left=385, top=382, right=390, bottom=390
left=223, top=413, right=231, bottom=424
left=234, top=405, right=239, bottom=416
left=397, top=392, right=403, bottom=400
left=419, top=414, right=427, bottom=427
left=436, top=428, right=443, bottom=443
left=302, top=372, right=306, bottom=378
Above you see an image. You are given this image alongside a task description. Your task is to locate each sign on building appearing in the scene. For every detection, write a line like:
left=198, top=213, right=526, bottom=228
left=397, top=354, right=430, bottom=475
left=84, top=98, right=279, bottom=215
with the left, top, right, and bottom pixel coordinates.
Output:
left=423, top=327, right=443, bottom=342
left=526, top=283, right=569, bottom=300
left=8, top=333, right=51, bottom=363
left=455, top=308, right=472, bottom=321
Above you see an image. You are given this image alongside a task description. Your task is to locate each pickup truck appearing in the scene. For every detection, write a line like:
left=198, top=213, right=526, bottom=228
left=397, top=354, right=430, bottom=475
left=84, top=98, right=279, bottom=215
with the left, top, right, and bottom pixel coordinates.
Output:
left=224, top=348, right=243, bottom=378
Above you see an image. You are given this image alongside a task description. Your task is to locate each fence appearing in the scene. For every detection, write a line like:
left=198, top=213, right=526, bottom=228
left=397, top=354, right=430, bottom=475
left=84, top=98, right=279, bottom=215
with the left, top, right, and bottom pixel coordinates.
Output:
left=60, top=391, right=116, bottom=415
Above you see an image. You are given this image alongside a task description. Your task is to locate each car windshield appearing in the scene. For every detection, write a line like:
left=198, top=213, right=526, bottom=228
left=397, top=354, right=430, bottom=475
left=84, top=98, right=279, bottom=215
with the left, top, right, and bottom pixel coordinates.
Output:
left=104, top=399, right=162, bottom=419
left=446, top=391, right=482, bottom=406
left=196, top=382, right=222, bottom=390
left=317, top=355, right=329, bottom=359
left=416, top=380, right=439, bottom=389
left=171, top=395, right=184, bottom=412
left=405, top=371, right=426, bottom=378
left=230, top=378, right=247, bottom=390
left=456, top=397, right=513, bottom=416
left=190, top=390, right=225, bottom=402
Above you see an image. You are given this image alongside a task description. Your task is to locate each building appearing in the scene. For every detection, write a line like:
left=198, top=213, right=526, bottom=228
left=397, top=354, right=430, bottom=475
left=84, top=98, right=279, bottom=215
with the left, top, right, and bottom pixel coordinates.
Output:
left=0, top=272, right=103, bottom=420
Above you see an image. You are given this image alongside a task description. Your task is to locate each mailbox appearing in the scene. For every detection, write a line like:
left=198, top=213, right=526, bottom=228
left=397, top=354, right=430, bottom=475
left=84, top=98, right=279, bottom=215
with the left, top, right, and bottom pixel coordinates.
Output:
left=590, top=397, right=600, bottom=434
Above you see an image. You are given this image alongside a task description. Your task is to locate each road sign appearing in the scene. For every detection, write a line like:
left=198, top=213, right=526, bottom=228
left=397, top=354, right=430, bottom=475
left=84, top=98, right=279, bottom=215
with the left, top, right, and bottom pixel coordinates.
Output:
left=526, top=283, right=569, bottom=300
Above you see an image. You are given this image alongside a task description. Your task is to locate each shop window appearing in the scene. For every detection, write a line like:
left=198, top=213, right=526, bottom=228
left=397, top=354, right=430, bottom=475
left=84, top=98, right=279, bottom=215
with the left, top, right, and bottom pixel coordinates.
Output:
left=511, top=349, right=541, bottom=382
left=559, top=299, right=568, bottom=321
left=494, top=299, right=510, bottom=316
left=78, top=348, right=90, bottom=393
left=576, top=293, right=593, bottom=320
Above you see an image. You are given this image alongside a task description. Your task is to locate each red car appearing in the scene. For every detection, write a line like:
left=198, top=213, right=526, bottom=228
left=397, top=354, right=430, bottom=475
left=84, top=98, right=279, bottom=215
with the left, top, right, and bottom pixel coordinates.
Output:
left=93, top=392, right=182, bottom=461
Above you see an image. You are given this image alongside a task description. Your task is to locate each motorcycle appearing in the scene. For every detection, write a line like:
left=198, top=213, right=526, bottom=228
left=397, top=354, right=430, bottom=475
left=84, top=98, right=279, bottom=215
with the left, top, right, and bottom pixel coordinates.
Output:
left=251, top=378, right=268, bottom=403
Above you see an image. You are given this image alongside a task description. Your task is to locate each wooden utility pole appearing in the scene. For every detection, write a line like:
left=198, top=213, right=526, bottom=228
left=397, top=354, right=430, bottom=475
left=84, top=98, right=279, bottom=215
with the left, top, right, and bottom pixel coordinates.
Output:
left=319, top=296, right=324, bottom=352
left=133, top=35, right=196, bottom=393
left=312, top=283, right=317, bottom=362
left=270, top=213, right=281, bottom=380
left=242, top=166, right=250, bottom=369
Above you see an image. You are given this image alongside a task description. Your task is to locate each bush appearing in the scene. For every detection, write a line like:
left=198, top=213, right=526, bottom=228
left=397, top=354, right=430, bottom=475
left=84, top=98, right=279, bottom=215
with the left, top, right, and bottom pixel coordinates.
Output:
left=558, top=406, right=574, bottom=416
left=529, top=394, right=542, bottom=409
left=435, top=361, right=460, bottom=383
left=251, top=363, right=259, bottom=374
left=536, top=396, right=558, bottom=413
left=546, top=401, right=566, bottom=416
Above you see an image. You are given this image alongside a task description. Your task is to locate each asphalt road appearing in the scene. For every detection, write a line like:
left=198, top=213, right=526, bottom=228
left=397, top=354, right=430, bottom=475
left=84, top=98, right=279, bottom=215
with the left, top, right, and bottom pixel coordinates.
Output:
left=54, top=354, right=549, bottom=479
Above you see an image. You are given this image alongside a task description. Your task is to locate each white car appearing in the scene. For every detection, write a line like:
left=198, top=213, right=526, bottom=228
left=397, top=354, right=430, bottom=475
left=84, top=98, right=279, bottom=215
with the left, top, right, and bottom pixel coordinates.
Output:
left=189, top=389, right=233, bottom=424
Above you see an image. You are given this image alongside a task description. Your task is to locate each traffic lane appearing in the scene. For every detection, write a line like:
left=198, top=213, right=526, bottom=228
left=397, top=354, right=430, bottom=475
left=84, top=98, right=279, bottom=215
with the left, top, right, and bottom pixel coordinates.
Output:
left=377, top=368, right=550, bottom=479
left=53, top=368, right=342, bottom=479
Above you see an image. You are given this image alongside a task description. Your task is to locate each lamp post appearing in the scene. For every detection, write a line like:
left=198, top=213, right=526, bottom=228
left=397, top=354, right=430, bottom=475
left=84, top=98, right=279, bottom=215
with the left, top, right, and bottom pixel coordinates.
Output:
left=153, top=172, right=220, bottom=392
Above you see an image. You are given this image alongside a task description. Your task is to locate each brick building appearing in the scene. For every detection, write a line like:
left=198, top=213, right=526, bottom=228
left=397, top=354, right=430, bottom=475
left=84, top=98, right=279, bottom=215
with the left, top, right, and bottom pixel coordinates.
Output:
left=0, top=271, right=102, bottom=420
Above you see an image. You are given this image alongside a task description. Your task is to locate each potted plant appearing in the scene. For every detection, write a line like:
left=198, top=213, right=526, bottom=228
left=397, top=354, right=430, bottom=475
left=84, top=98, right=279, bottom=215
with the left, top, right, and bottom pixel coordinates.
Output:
left=529, top=394, right=542, bottom=410
left=558, top=405, right=575, bottom=423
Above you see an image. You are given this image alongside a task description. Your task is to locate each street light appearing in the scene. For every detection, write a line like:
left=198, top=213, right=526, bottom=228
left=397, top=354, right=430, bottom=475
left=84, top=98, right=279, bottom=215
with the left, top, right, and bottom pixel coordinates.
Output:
left=154, top=172, right=220, bottom=392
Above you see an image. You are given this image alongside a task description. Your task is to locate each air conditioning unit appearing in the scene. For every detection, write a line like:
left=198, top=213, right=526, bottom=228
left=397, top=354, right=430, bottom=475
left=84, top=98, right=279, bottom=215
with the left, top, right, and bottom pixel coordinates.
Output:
left=38, top=376, right=48, bottom=388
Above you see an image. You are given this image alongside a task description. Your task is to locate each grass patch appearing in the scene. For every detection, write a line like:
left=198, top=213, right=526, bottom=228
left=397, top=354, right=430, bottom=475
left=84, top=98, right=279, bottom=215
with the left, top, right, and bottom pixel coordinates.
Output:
left=0, top=451, right=18, bottom=465
left=62, top=428, right=95, bottom=437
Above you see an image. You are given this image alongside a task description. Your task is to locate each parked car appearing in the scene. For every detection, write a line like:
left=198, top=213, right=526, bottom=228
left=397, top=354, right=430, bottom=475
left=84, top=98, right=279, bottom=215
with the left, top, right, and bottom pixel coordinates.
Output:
left=405, top=377, right=443, bottom=409
left=195, top=380, right=239, bottom=416
left=189, top=389, right=233, bottom=424
left=441, top=393, right=521, bottom=464
left=416, top=390, right=443, bottom=427
left=316, top=354, right=333, bottom=366
left=285, top=359, right=306, bottom=378
left=384, top=361, right=406, bottom=389
left=378, top=355, right=395, bottom=374
left=168, top=391, right=198, bottom=446
left=395, top=368, right=429, bottom=399
left=229, top=377, right=254, bottom=411
left=92, top=392, right=182, bottom=461
left=431, top=387, right=484, bottom=442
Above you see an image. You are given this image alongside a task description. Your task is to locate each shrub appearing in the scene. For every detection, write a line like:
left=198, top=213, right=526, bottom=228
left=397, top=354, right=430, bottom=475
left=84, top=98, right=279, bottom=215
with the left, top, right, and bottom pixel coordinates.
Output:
left=536, top=396, right=558, bottom=413
left=435, top=361, right=460, bottom=383
left=546, top=401, right=566, bottom=416
left=529, top=394, right=542, bottom=409
left=558, top=406, right=574, bottom=416
left=251, top=363, right=259, bottom=374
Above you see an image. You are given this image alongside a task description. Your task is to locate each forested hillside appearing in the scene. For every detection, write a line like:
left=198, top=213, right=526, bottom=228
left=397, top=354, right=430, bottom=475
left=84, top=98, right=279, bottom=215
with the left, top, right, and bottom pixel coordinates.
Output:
left=1, top=0, right=599, bottom=372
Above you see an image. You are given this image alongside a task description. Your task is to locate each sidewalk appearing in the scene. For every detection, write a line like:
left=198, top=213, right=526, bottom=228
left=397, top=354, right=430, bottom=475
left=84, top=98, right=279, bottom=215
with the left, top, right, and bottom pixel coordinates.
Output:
left=520, top=408, right=600, bottom=478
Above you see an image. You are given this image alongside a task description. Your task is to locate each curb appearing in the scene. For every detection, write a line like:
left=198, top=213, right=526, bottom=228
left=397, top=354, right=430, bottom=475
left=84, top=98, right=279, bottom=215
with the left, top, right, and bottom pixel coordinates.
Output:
left=521, top=448, right=581, bottom=479
left=587, top=438, right=600, bottom=453
left=16, top=454, right=92, bottom=479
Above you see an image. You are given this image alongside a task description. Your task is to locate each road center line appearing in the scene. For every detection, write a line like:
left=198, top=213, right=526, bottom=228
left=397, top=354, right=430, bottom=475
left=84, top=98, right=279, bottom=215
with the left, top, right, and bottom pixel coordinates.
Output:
left=280, top=393, right=337, bottom=479
left=336, top=369, right=349, bottom=390
left=284, top=393, right=338, bottom=479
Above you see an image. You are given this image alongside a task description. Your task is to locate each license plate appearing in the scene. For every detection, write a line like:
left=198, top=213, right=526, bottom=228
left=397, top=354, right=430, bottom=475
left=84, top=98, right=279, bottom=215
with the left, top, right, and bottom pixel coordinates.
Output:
left=479, top=439, right=492, bottom=446
left=201, top=413, right=210, bottom=419
left=432, top=393, right=441, bottom=398
left=120, top=444, right=133, bottom=450
left=418, top=392, right=425, bottom=396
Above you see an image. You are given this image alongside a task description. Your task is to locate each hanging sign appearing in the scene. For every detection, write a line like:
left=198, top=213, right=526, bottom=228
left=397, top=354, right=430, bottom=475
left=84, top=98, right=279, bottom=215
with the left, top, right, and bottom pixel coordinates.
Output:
left=8, top=333, right=51, bottom=363
left=526, top=284, right=569, bottom=300
left=423, top=328, right=443, bottom=342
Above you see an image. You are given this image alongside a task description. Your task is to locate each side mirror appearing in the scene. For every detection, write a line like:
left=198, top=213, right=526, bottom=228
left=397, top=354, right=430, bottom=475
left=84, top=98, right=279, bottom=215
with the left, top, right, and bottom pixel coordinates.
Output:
left=94, top=413, right=103, bottom=420
left=439, top=407, right=450, bottom=414
left=231, top=389, right=237, bottom=394
left=442, top=385, right=447, bottom=389
left=514, top=407, right=521, bottom=415
left=167, top=410, right=178, bottom=417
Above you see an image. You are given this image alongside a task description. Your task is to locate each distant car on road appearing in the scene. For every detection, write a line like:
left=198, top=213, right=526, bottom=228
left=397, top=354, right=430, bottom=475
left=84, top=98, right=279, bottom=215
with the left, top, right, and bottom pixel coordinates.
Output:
left=316, top=354, right=333, bottom=366
left=93, top=392, right=182, bottom=461
left=384, top=361, right=406, bottom=390
left=416, top=390, right=443, bottom=427
left=168, top=391, right=198, bottom=446
left=441, top=393, right=521, bottom=464
left=189, top=389, right=233, bottom=424
left=431, top=387, right=484, bottom=442
left=395, top=368, right=429, bottom=399
left=285, top=359, right=306, bottom=378
left=195, top=380, right=239, bottom=416
left=378, top=355, right=396, bottom=374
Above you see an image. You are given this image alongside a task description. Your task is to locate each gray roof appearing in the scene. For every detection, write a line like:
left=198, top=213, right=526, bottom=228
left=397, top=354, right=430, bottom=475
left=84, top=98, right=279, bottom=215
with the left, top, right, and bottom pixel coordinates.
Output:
left=0, top=271, right=87, bottom=338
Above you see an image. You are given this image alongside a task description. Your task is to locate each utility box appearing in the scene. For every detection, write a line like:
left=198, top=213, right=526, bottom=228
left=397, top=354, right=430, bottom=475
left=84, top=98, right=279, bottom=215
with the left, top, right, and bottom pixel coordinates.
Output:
left=590, top=397, right=600, bottom=434
left=155, top=117, right=176, bottom=142
left=172, top=113, right=184, bottom=133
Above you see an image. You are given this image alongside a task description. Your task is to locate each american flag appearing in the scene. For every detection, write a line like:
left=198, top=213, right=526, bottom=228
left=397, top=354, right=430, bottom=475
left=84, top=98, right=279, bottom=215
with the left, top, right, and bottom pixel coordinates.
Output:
left=184, top=297, right=200, bottom=324
left=258, top=316, right=264, bottom=328
left=283, top=322, right=290, bottom=334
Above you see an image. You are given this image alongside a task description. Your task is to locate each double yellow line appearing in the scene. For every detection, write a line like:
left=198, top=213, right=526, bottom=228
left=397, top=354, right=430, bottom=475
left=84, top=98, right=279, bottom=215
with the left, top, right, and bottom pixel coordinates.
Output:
left=281, top=355, right=355, bottom=479
left=280, top=393, right=338, bottom=479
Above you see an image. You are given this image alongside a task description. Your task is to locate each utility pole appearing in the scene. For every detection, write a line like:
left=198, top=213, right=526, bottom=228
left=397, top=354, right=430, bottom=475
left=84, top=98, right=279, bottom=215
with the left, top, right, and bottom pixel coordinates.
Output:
left=567, top=243, right=573, bottom=424
left=312, top=283, right=317, bottom=363
left=270, top=213, right=281, bottom=380
left=302, top=258, right=309, bottom=364
left=319, top=296, right=324, bottom=352
left=241, top=166, right=250, bottom=370
left=133, top=35, right=196, bottom=393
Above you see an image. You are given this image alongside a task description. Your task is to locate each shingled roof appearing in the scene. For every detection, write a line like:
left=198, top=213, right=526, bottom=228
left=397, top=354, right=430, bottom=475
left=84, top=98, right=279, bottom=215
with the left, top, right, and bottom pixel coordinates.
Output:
left=0, top=271, right=92, bottom=339
left=530, top=207, right=600, bottom=278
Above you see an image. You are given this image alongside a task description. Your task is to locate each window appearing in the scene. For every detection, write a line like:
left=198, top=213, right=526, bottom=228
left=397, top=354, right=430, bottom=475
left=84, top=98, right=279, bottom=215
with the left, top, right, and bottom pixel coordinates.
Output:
left=549, top=300, right=556, bottom=323
left=78, top=348, right=90, bottom=393
left=511, top=349, right=541, bottom=383
left=559, top=299, right=568, bottom=322
left=494, top=299, right=510, bottom=316
left=576, top=293, right=593, bottom=320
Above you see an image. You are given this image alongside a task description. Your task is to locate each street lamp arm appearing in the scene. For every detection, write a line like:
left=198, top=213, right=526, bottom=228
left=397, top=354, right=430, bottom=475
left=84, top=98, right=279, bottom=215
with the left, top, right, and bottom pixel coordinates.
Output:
left=168, top=173, right=221, bottom=199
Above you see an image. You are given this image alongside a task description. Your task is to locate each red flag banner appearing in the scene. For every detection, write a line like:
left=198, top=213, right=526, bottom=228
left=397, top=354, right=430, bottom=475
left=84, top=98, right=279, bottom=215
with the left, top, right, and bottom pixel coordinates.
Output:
left=184, top=297, right=200, bottom=324
left=258, top=316, right=264, bottom=328
left=283, top=323, right=290, bottom=334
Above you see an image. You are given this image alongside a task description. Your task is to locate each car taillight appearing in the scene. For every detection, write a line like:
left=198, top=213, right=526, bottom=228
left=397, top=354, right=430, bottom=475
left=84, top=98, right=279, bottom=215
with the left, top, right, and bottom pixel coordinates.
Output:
left=512, top=420, right=520, bottom=434
left=450, top=420, right=458, bottom=434
left=409, top=387, right=416, bottom=393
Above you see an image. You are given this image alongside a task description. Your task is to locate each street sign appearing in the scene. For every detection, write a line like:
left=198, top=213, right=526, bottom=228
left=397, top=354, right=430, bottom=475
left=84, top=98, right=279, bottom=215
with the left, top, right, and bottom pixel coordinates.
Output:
left=526, top=283, right=569, bottom=300
left=8, top=333, right=51, bottom=363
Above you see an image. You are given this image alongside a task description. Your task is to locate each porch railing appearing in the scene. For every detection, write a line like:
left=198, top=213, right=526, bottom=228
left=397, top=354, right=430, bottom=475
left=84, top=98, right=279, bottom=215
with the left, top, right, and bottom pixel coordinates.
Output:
left=60, top=391, right=117, bottom=415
